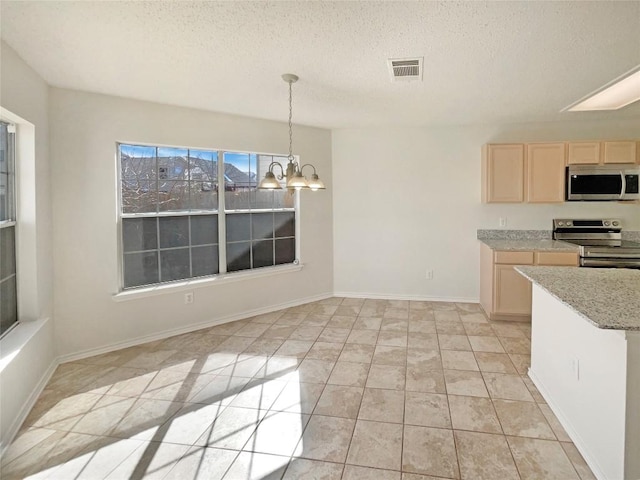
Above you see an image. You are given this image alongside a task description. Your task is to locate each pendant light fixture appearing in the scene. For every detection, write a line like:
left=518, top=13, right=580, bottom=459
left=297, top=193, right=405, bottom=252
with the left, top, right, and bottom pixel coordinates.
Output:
left=258, top=74, right=326, bottom=191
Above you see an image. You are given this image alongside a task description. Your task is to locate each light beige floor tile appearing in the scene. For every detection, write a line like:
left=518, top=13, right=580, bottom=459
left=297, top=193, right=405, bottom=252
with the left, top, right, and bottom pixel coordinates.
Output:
left=229, top=379, right=288, bottom=410
left=402, top=425, right=460, bottom=479
left=491, top=324, right=527, bottom=338
left=283, top=458, right=344, bottom=479
left=383, top=307, right=409, bottom=320
left=402, top=473, right=449, bottom=480
left=209, top=321, right=248, bottom=336
left=314, top=385, right=363, bottom=419
left=261, top=324, right=296, bottom=340
left=561, top=442, right=597, bottom=480
left=312, top=305, right=340, bottom=316
left=250, top=311, right=283, bottom=324
left=296, top=358, right=336, bottom=384
left=296, top=415, right=355, bottom=462
left=436, top=322, right=467, bottom=335
left=441, top=350, right=479, bottom=371
left=243, top=338, right=286, bottom=356
left=381, top=318, right=409, bottom=332
left=454, top=430, right=519, bottom=480
left=407, top=333, right=438, bottom=349
left=377, top=331, right=408, bottom=347
left=358, top=388, right=405, bottom=423
left=303, top=314, right=332, bottom=327
left=164, top=446, right=238, bottom=480
left=188, top=375, right=251, bottom=405
left=195, top=406, right=265, bottom=450
left=222, top=451, right=290, bottom=479
left=521, top=375, right=547, bottom=403
left=276, top=312, right=309, bottom=326
left=253, top=356, right=300, bottom=380
left=318, top=297, right=344, bottom=305
left=70, top=395, right=137, bottom=436
left=459, top=313, right=488, bottom=324
left=507, top=436, right=580, bottom=480
left=335, top=305, right=362, bottom=316
left=407, top=349, right=442, bottom=370
left=235, top=323, right=272, bottom=338
left=405, top=392, right=450, bottom=428
left=366, top=364, right=405, bottom=390
left=448, top=395, right=502, bottom=434
left=373, top=345, right=407, bottom=366
left=328, top=316, right=357, bottom=329
left=161, top=403, right=226, bottom=446
left=438, top=334, right=472, bottom=351
left=215, top=336, right=256, bottom=354
left=508, top=353, right=531, bottom=375
left=306, top=342, right=344, bottom=361
left=353, top=317, right=382, bottom=330
left=1, top=427, right=60, bottom=466
left=434, top=310, right=460, bottom=322
left=443, top=370, right=489, bottom=398
left=499, top=337, right=531, bottom=355
left=346, top=329, right=379, bottom=346
left=244, top=411, right=310, bottom=456
left=339, top=344, right=375, bottom=363
left=406, top=368, right=446, bottom=394
left=409, top=310, right=435, bottom=321
left=456, top=303, right=482, bottom=313
left=1, top=430, right=67, bottom=480
left=289, top=326, right=324, bottom=342
left=318, top=327, right=351, bottom=343
left=27, top=392, right=103, bottom=431
left=275, top=340, right=314, bottom=358
left=346, top=420, right=403, bottom=470
left=109, top=397, right=183, bottom=440
left=539, top=404, right=572, bottom=441
left=462, top=323, right=495, bottom=336
left=483, top=372, right=534, bottom=402
left=105, top=440, right=189, bottom=480
left=270, top=382, right=324, bottom=414
left=359, top=305, right=386, bottom=317
left=141, top=370, right=217, bottom=403
left=343, top=465, right=401, bottom=479
left=213, top=355, right=268, bottom=378
left=474, top=352, right=517, bottom=374
left=468, top=335, right=505, bottom=353
left=328, top=362, right=370, bottom=387
left=410, top=300, right=432, bottom=311
left=493, top=399, right=555, bottom=439
left=408, top=320, right=436, bottom=334
left=342, top=298, right=366, bottom=307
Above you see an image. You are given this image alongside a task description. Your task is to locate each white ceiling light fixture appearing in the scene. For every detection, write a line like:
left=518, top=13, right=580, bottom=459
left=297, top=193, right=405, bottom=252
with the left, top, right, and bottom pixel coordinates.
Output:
left=564, top=65, right=640, bottom=112
left=387, top=57, right=423, bottom=82
left=258, top=74, right=326, bottom=192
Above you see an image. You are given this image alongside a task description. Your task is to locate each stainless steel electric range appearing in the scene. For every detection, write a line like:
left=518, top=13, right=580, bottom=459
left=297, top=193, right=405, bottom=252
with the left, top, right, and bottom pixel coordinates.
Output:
left=553, top=218, right=640, bottom=269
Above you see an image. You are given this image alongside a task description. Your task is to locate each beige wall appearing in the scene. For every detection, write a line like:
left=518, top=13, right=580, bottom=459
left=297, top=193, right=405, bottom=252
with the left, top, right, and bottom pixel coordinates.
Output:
left=49, top=88, right=333, bottom=358
left=332, top=120, right=640, bottom=301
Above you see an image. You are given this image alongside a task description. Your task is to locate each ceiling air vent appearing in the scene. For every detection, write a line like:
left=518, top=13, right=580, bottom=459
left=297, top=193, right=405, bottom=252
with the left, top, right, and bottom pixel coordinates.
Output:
left=388, top=57, right=423, bottom=82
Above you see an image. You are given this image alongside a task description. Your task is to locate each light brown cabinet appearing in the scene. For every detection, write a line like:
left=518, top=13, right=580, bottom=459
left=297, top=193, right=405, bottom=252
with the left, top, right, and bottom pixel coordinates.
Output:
left=567, top=140, right=638, bottom=165
left=480, top=244, right=579, bottom=321
left=482, top=144, right=524, bottom=203
left=526, top=143, right=566, bottom=203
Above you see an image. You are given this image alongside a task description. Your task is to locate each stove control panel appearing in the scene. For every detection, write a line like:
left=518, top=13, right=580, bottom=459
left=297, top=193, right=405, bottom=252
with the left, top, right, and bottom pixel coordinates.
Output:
left=553, top=219, right=622, bottom=230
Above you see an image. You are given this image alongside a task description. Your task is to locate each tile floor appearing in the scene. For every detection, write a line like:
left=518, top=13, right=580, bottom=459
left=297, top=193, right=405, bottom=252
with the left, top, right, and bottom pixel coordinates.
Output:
left=1, top=298, right=597, bottom=480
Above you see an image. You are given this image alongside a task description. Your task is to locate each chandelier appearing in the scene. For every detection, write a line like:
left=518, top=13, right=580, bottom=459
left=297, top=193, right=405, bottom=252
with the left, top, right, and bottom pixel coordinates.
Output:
left=258, top=74, right=326, bottom=191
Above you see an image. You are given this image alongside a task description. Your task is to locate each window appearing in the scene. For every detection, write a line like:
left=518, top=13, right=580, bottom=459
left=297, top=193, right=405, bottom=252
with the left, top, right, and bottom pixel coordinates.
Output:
left=119, top=144, right=296, bottom=289
left=0, top=121, right=17, bottom=336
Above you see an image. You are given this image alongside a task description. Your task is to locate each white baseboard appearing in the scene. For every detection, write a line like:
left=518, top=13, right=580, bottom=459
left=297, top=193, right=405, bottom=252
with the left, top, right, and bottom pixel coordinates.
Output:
left=528, top=369, right=606, bottom=480
left=58, top=291, right=333, bottom=364
left=334, top=291, right=479, bottom=304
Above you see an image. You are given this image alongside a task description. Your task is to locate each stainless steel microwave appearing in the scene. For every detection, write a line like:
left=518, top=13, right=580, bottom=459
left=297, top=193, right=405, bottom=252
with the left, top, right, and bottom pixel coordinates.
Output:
left=566, top=165, right=640, bottom=201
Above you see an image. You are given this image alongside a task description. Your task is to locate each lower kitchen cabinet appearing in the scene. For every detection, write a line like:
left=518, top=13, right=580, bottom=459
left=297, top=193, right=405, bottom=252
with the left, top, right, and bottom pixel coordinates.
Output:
left=480, top=243, right=578, bottom=321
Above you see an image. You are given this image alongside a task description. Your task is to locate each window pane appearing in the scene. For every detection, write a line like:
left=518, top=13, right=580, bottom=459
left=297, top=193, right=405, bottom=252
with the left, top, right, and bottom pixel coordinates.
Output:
left=158, top=148, right=189, bottom=181
left=192, top=245, right=219, bottom=277
left=124, top=251, right=159, bottom=288
left=158, top=181, right=190, bottom=211
left=227, top=242, right=251, bottom=272
left=122, top=218, right=157, bottom=253
left=274, top=212, right=295, bottom=238
left=253, top=240, right=274, bottom=268
left=191, top=215, right=218, bottom=245
left=189, top=150, right=218, bottom=211
left=252, top=213, right=274, bottom=240
left=226, top=214, right=250, bottom=242
left=159, top=216, right=189, bottom=248
left=160, top=248, right=190, bottom=282
left=275, top=238, right=295, bottom=265
left=0, top=226, right=16, bottom=278
left=121, top=144, right=157, bottom=214
left=0, top=276, right=17, bottom=336
left=224, top=152, right=256, bottom=210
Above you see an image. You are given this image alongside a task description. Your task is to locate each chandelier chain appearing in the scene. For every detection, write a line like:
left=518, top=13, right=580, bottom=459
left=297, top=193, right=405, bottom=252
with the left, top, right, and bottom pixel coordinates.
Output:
left=288, top=80, right=293, bottom=161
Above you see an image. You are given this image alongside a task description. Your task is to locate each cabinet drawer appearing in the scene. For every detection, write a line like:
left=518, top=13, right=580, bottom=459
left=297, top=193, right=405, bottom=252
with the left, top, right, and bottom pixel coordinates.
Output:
left=535, top=252, right=579, bottom=266
left=494, top=251, right=534, bottom=265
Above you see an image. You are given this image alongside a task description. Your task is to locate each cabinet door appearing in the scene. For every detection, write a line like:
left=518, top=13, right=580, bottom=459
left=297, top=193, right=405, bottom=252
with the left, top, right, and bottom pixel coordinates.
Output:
left=567, top=142, right=600, bottom=165
left=526, top=143, right=566, bottom=203
left=483, top=144, right=524, bottom=203
left=603, top=141, right=637, bottom=164
left=494, top=264, right=532, bottom=315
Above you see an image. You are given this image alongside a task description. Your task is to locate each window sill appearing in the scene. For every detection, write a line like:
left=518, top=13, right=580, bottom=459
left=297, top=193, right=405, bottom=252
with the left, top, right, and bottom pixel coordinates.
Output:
left=112, top=263, right=304, bottom=302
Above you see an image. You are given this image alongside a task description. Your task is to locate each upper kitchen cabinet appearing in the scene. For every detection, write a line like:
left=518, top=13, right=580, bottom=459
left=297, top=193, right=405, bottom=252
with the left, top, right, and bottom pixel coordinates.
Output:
left=482, top=144, right=524, bottom=203
left=567, top=142, right=600, bottom=165
left=603, top=141, right=637, bottom=164
left=526, top=143, right=566, bottom=203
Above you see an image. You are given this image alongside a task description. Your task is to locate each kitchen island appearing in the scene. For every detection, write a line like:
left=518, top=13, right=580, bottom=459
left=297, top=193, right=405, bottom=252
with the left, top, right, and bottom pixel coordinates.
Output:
left=516, top=266, right=640, bottom=480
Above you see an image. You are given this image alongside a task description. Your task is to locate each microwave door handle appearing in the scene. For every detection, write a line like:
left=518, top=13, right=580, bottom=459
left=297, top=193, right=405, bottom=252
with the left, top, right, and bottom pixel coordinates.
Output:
left=620, top=171, right=626, bottom=199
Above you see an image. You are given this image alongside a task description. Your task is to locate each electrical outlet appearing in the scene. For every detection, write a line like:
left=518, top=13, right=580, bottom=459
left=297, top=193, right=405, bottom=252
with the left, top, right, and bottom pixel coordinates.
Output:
left=499, top=217, right=507, bottom=227
left=425, top=269, right=434, bottom=280
left=184, top=292, right=194, bottom=304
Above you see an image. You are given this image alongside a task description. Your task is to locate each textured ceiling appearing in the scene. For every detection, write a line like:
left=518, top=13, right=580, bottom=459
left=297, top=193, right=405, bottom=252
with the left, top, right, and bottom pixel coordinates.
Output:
left=1, top=1, right=639, bottom=129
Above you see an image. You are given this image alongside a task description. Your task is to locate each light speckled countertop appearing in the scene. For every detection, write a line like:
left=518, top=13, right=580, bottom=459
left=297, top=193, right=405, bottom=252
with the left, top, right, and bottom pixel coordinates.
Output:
left=516, top=266, right=640, bottom=331
left=479, top=239, right=579, bottom=252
